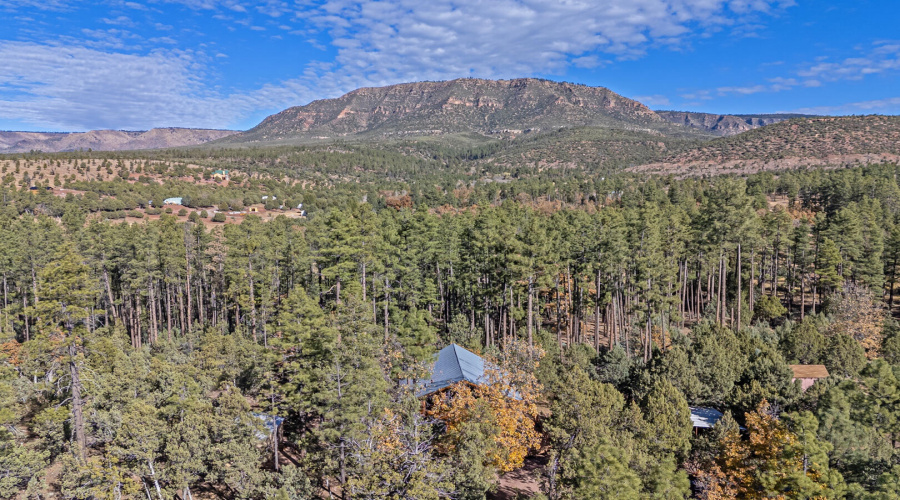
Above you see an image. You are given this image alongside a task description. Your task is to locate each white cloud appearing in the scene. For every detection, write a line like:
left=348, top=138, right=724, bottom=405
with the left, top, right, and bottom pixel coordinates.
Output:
left=789, top=97, right=900, bottom=116
left=687, top=42, right=900, bottom=102
left=717, top=84, right=767, bottom=95
left=797, top=42, right=900, bottom=82
left=0, top=0, right=69, bottom=11
left=680, top=89, right=713, bottom=100
left=0, top=0, right=791, bottom=130
left=294, top=0, right=790, bottom=86
left=0, top=40, right=335, bottom=130
left=633, top=94, right=671, bottom=106
left=100, top=15, right=135, bottom=26
left=0, top=42, right=228, bottom=130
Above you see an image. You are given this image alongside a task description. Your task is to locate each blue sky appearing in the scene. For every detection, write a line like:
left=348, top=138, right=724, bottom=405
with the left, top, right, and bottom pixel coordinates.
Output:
left=0, top=0, right=898, bottom=131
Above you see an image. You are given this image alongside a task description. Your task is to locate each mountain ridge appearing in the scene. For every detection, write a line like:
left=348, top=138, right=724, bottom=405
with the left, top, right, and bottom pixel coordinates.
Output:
left=655, top=110, right=816, bottom=136
left=224, top=78, right=691, bottom=145
left=0, top=127, right=237, bottom=154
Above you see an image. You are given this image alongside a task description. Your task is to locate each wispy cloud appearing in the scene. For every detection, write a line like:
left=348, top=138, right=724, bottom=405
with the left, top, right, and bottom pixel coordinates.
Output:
left=0, top=0, right=792, bottom=130
left=789, top=97, right=900, bottom=116
left=713, top=42, right=900, bottom=98
left=716, top=84, right=768, bottom=95
left=100, top=15, right=135, bottom=26
left=0, top=40, right=331, bottom=130
left=633, top=94, right=671, bottom=107
left=797, top=42, right=900, bottom=81
left=296, top=0, right=791, bottom=85
left=0, top=42, right=218, bottom=130
left=0, top=0, right=70, bottom=11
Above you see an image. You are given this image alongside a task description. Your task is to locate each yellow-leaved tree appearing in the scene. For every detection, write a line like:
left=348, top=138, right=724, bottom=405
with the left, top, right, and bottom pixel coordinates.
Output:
left=693, top=400, right=843, bottom=499
left=425, top=339, right=543, bottom=473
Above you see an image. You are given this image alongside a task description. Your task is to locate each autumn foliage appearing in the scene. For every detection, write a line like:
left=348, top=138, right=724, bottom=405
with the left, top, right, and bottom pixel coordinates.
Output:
left=425, top=341, right=543, bottom=473
left=693, top=400, right=835, bottom=500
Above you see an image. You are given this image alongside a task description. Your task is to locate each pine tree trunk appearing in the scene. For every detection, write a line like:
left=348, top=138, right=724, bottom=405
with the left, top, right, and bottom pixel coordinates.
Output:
left=737, top=244, right=742, bottom=330
left=527, top=276, right=534, bottom=348
left=555, top=276, right=562, bottom=347
left=185, top=257, right=193, bottom=333
left=137, top=296, right=144, bottom=347
left=384, top=278, right=390, bottom=341
left=166, top=283, right=174, bottom=342
left=715, top=255, right=722, bottom=324
left=812, top=284, right=818, bottom=315
left=749, top=250, right=755, bottom=317
left=177, top=287, right=186, bottom=335
left=801, top=275, right=806, bottom=320
left=69, top=341, right=86, bottom=462
left=103, top=266, right=117, bottom=321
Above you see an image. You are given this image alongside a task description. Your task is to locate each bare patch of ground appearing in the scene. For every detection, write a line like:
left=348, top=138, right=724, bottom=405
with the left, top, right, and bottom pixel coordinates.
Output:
left=490, top=455, right=546, bottom=500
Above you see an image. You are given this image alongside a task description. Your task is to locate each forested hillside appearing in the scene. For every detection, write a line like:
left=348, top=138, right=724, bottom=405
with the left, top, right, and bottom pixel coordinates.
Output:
left=633, top=115, right=900, bottom=176
left=3, top=141, right=900, bottom=499
left=222, top=78, right=676, bottom=145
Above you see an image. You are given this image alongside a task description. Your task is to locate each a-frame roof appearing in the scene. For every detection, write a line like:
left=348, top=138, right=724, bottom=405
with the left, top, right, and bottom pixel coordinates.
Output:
left=417, top=344, right=486, bottom=397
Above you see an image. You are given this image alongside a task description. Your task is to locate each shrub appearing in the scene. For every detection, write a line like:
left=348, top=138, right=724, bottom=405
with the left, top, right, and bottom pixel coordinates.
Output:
left=754, top=295, right=787, bottom=323
left=212, top=212, right=227, bottom=222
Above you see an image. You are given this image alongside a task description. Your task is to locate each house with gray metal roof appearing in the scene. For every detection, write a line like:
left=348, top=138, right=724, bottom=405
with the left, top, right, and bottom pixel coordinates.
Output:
left=690, top=407, right=725, bottom=429
left=417, top=344, right=488, bottom=398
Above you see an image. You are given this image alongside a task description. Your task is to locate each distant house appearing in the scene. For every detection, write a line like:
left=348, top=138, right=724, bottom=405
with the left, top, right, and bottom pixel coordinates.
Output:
left=790, top=364, right=829, bottom=391
left=163, top=197, right=183, bottom=205
left=417, top=344, right=488, bottom=398
left=213, top=169, right=229, bottom=180
left=690, top=407, right=725, bottom=430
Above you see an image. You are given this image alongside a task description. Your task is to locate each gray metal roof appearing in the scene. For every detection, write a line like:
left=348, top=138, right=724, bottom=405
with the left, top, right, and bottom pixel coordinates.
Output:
left=690, top=406, right=724, bottom=429
left=417, top=344, right=487, bottom=397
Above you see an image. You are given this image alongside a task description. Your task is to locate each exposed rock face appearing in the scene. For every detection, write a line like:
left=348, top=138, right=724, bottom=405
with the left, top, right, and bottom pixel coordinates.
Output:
left=656, top=111, right=808, bottom=136
left=234, top=78, right=666, bottom=143
left=0, top=128, right=237, bottom=153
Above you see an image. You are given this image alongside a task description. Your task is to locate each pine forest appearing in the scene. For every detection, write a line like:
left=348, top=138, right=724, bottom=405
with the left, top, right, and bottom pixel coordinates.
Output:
left=4, top=137, right=900, bottom=499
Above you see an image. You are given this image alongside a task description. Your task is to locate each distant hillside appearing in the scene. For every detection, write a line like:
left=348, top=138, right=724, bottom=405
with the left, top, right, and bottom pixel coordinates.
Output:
left=222, top=78, right=707, bottom=146
left=476, top=126, right=704, bottom=171
left=656, top=111, right=814, bottom=136
left=630, top=115, right=900, bottom=176
left=0, top=128, right=237, bottom=154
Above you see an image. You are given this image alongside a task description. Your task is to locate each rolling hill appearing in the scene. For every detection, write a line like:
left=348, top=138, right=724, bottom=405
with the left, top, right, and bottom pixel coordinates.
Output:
left=0, top=128, right=237, bottom=154
left=629, top=115, right=900, bottom=176
left=656, top=111, right=814, bottom=136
